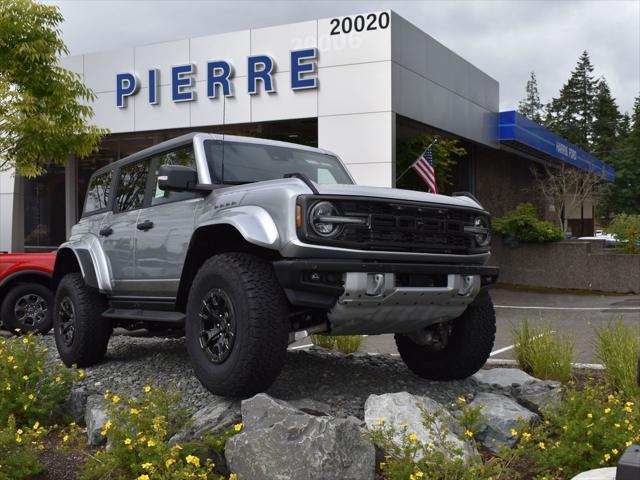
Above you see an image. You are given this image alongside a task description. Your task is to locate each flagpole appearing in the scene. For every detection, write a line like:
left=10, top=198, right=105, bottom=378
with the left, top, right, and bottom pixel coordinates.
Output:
left=395, top=138, right=438, bottom=184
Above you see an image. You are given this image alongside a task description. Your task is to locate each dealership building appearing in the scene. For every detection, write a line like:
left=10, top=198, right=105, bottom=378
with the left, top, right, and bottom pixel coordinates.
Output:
left=0, top=10, right=613, bottom=253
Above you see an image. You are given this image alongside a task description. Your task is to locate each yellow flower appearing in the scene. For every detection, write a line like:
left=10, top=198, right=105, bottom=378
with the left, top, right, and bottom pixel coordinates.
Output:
left=604, top=408, right=611, bottom=414
left=130, top=408, right=141, bottom=415
left=104, top=420, right=112, bottom=430
left=124, top=438, right=132, bottom=445
left=458, top=396, right=466, bottom=404
left=55, top=376, right=61, bottom=383
left=604, top=453, right=611, bottom=462
left=142, top=463, right=152, bottom=470
left=144, top=385, right=152, bottom=393
left=78, top=370, right=85, bottom=378
left=28, top=394, right=34, bottom=400
left=626, top=401, right=635, bottom=407
left=7, top=356, right=13, bottom=363
left=63, top=435, right=69, bottom=443
left=465, top=430, right=474, bottom=438
left=377, top=418, right=385, bottom=426
left=615, top=423, right=621, bottom=428
left=234, top=423, right=243, bottom=432
left=22, top=375, right=29, bottom=381
left=22, top=337, right=29, bottom=344
left=587, top=413, right=593, bottom=419
left=511, top=429, right=518, bottom=437
left=408, top=433, right=418, bottom=443
left=379, top=462, right=386, bottom=469
left=538, top=442, right=546, bottom=450
left=186, top=454, right=200, bottom=467
left=522, top=432, right=532, bottom=440
left=626, top=441, right=633, bottom=447
left=415, top=472, right=424, bottom=478
left=147, top=439, right=156, bottom=447
left=111, top=395, right=120, bottom=404
left=229, top=474, right=237, bottom=480
left=612, top=448, right=619, bottom=455
left=165, top=458, right=176, bottom=468
left=137, top=476, right=149, bottom=480
left=33, top=421, right=39, bottom=430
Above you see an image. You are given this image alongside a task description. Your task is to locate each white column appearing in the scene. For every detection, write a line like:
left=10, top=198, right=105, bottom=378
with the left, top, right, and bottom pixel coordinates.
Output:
left=0, top=170, right=24, bottom=252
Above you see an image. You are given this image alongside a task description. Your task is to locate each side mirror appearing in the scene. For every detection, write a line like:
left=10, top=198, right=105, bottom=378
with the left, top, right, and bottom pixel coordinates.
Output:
left=157, top=165, right=212, bottom=193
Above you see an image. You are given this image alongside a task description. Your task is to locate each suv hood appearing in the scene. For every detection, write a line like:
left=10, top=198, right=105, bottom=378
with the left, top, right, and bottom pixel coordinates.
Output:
left=315, top=183, right=484, bottom=211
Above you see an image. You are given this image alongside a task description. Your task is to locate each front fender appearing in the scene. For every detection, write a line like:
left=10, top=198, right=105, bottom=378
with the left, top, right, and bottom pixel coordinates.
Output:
left=200, top=206, right=279, bottom=249
left=56, top=236, right=113, bottom=293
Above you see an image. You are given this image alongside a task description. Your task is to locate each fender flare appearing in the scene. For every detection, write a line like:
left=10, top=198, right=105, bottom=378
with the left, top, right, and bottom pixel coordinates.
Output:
left=197, top=206, right=280, bottom=249
left=54, top=236, right=112, bottom=292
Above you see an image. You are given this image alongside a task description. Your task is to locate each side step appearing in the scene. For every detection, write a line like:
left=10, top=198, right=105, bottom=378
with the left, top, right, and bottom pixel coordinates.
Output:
left=101, top=308, right=185, bottom=324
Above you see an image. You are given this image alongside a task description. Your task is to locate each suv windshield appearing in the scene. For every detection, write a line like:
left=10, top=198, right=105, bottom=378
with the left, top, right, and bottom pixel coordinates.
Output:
left=203, top=139, right=353, bottom=185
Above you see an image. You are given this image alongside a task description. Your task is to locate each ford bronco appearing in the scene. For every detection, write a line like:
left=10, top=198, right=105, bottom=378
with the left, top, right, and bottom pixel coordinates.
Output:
left=52, top=133, right=498, bottom=397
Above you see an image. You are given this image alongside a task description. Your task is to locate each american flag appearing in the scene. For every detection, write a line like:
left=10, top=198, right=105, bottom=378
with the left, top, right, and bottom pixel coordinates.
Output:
left=411, top=146, right=438, bottom=193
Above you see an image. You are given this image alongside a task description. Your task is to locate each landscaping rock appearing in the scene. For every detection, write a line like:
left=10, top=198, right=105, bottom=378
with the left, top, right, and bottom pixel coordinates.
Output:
left=473, top=368, right=538, bottom=388
left=570, top=467, right=616, bottom=480
left=226, top=393, right=375, bottom=480
left=512, top=380, right=561, bottom=414
left=85, top=395, right=109, bottom=447
left=288, top=398, right=332, bottom=416
left=169, top=397, right=240, bottom=445
left=469, top=392, right=539, bottom=454
left=364, top=391, right=477, bottom=461
left=66, top=387, right=94, bottom=424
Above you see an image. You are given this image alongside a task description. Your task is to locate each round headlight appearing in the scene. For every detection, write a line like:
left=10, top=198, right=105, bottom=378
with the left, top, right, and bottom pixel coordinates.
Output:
left=473, top=216, right=491, bottom=247
left=309, top=201, right=342, bottom=237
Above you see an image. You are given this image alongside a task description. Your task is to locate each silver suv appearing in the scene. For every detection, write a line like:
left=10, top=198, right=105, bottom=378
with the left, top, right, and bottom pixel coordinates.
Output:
left=52, top=133, right=498, bottom=397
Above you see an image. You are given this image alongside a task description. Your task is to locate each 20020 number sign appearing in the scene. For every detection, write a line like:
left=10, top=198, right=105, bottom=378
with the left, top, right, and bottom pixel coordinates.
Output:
left=329, top=12, right=390, bottom=36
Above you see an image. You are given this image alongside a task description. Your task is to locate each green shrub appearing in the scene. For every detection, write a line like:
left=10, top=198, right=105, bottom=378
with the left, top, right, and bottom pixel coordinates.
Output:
left=80, top=386, right=232, bottom=480
left=511, top=382, right=640, bottom=479
left=0, top=335, right=80, bottom=427
left=0, top=415, right=45, bottom=480
left=594, top=320, right=640, bottom=398
left=310, top=335, right=364, bottom=353
left=511, top=319, right=574, bottom=383
left=493, top=203, right=563, bottom=246
left=368, top=404, right=508, bottom=480
left=609, top=213, right=640, bottom=253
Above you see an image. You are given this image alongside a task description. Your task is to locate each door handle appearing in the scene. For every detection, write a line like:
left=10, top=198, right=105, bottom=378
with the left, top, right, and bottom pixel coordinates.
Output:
left=99, top=226, right=113, bottom=237
left=137, top=220, right=154, bottom=231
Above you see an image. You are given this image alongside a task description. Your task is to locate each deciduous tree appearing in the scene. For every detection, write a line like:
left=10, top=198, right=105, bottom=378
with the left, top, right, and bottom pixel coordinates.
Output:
left=0, top=0, right=107, bottom=177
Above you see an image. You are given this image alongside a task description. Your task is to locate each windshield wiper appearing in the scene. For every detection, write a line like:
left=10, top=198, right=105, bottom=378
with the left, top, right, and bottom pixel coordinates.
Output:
left=284, top=172, right=319, bottom=195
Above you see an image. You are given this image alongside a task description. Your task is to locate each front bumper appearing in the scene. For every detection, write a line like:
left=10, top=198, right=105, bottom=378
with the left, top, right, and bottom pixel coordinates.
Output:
left=273, top=259, right=498, bottom=306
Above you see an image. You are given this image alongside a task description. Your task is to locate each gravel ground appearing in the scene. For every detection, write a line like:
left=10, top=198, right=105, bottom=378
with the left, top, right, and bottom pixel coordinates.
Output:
left=39, top=332, right=488, bottom=419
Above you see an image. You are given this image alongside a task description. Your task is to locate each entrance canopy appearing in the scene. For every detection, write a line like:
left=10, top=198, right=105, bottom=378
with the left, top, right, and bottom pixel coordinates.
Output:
left=498, top=111, right=614, bottom=181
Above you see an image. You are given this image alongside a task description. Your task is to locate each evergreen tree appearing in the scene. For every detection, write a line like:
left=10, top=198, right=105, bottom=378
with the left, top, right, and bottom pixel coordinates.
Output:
left=545, top=51, right=597, bottom=150
left=618, top=112, right=631, bottom=138
left=592, top=77, right=621, bottom=159
left=518, top=71, right=544, bottom=123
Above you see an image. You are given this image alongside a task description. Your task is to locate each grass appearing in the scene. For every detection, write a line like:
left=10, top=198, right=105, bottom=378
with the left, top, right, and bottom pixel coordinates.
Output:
left=593, top=319, right=640, bottom=399
left=511, top=318, right=575, bottom=383
left=309, top=335, right=364, bottom=354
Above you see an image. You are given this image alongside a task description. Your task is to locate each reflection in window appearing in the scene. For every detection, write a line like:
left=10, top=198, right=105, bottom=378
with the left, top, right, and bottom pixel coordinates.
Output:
left=152, top=146, right=196, bottom=206
left=84, top=170, right=113, bottom=214
left=115, top=160, right=150, bottom=212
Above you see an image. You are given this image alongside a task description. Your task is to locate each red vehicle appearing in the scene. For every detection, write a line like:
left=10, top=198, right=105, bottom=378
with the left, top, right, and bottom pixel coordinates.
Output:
left=0, top=251, right=56, bottom=335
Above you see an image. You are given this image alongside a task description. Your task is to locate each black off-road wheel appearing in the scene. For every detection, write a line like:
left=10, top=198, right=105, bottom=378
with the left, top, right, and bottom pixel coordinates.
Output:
left=53, top=273, right=111, bottom=367
left=185, top=253, right=290, bottom=397
left=395, top=290, right=496, bottom=380
left=1, top=283, right=53, bottom=335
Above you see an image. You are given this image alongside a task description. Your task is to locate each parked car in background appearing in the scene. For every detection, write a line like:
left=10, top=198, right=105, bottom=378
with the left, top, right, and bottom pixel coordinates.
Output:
left=0, top=251, right=56, bottom=334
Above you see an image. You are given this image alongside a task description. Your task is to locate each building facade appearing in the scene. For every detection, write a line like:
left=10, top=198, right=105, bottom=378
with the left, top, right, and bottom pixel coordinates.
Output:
left=0, top=10, right=613, bottom=252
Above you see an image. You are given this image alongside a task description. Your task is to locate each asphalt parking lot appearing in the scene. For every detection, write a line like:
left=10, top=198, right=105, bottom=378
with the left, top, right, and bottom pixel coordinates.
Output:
left=292, top=287, right=640, bottom=365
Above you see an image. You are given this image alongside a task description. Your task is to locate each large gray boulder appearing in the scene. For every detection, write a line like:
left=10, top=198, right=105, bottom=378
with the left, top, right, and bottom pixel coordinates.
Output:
left=226, top=394, right=374, bottom=480
left=469, top=392, right=539, bottom=454
left=364, top=392, right=477, bottom=461
left=85, top=395, right=109, bottom=447
left=512, top=380, right=561, bottom=415
left=473, top=368, right=538, bottom=388
left=169, top=398, right=241, bottom=445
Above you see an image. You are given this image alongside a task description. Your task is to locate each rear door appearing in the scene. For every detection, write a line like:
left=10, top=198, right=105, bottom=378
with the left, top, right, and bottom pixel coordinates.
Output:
left=99, top=158, right=151, bottom=296
left=134, top=145, right=200, bottom=299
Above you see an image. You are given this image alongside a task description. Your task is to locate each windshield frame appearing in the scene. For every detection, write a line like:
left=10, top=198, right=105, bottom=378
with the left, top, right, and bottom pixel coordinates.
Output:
left=202, top=137, right=355, bottom=186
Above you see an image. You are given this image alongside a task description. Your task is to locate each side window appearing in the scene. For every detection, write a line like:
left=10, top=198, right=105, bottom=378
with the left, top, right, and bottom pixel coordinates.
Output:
left=151, top=145, right=197, bottom=206
left=115, top=159, right=150, bottom=213
left=83, top=170, right=113, bottom=215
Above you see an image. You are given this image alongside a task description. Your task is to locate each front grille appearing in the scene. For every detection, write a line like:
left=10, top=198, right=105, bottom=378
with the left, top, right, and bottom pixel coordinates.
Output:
left=300, top=196, right=489, bottom=255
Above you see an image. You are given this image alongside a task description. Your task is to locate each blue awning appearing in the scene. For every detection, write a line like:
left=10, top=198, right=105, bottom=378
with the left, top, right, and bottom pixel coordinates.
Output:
left=498, top=111, right=614, bottom=181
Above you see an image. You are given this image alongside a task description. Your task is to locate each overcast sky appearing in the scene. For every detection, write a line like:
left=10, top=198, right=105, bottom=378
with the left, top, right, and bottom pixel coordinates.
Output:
left=46, top=0, right=640, bottom=114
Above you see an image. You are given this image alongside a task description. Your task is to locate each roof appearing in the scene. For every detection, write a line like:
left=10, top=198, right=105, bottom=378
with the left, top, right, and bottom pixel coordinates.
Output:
left=498, top=111, right=615, bottom=181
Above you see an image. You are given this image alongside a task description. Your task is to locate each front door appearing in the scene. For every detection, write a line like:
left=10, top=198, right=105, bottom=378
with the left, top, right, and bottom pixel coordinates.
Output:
left=134, top=145, right=199, bottom=299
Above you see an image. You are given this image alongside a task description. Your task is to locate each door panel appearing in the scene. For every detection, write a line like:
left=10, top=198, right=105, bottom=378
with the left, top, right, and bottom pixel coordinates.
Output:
left=99, top=210, right=140, bottom=295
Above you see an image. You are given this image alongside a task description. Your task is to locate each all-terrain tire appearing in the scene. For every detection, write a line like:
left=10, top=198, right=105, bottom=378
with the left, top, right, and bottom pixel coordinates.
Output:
left=1, top=283, right=53, bottom=335
left=53, top=273, right=111, bottom=367
left=395, top=290, right=496, bottom=380
left=185, top=253, right=289, bottom=397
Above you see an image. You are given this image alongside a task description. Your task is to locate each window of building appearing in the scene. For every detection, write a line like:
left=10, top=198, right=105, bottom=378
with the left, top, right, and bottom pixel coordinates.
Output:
left=115, top=160, right=150, bottom=212
left=151, top=146, right=197, bottom=206
left=23, top=166, right=66, bottom=250
left=84, top=170, right=113, bottom=215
